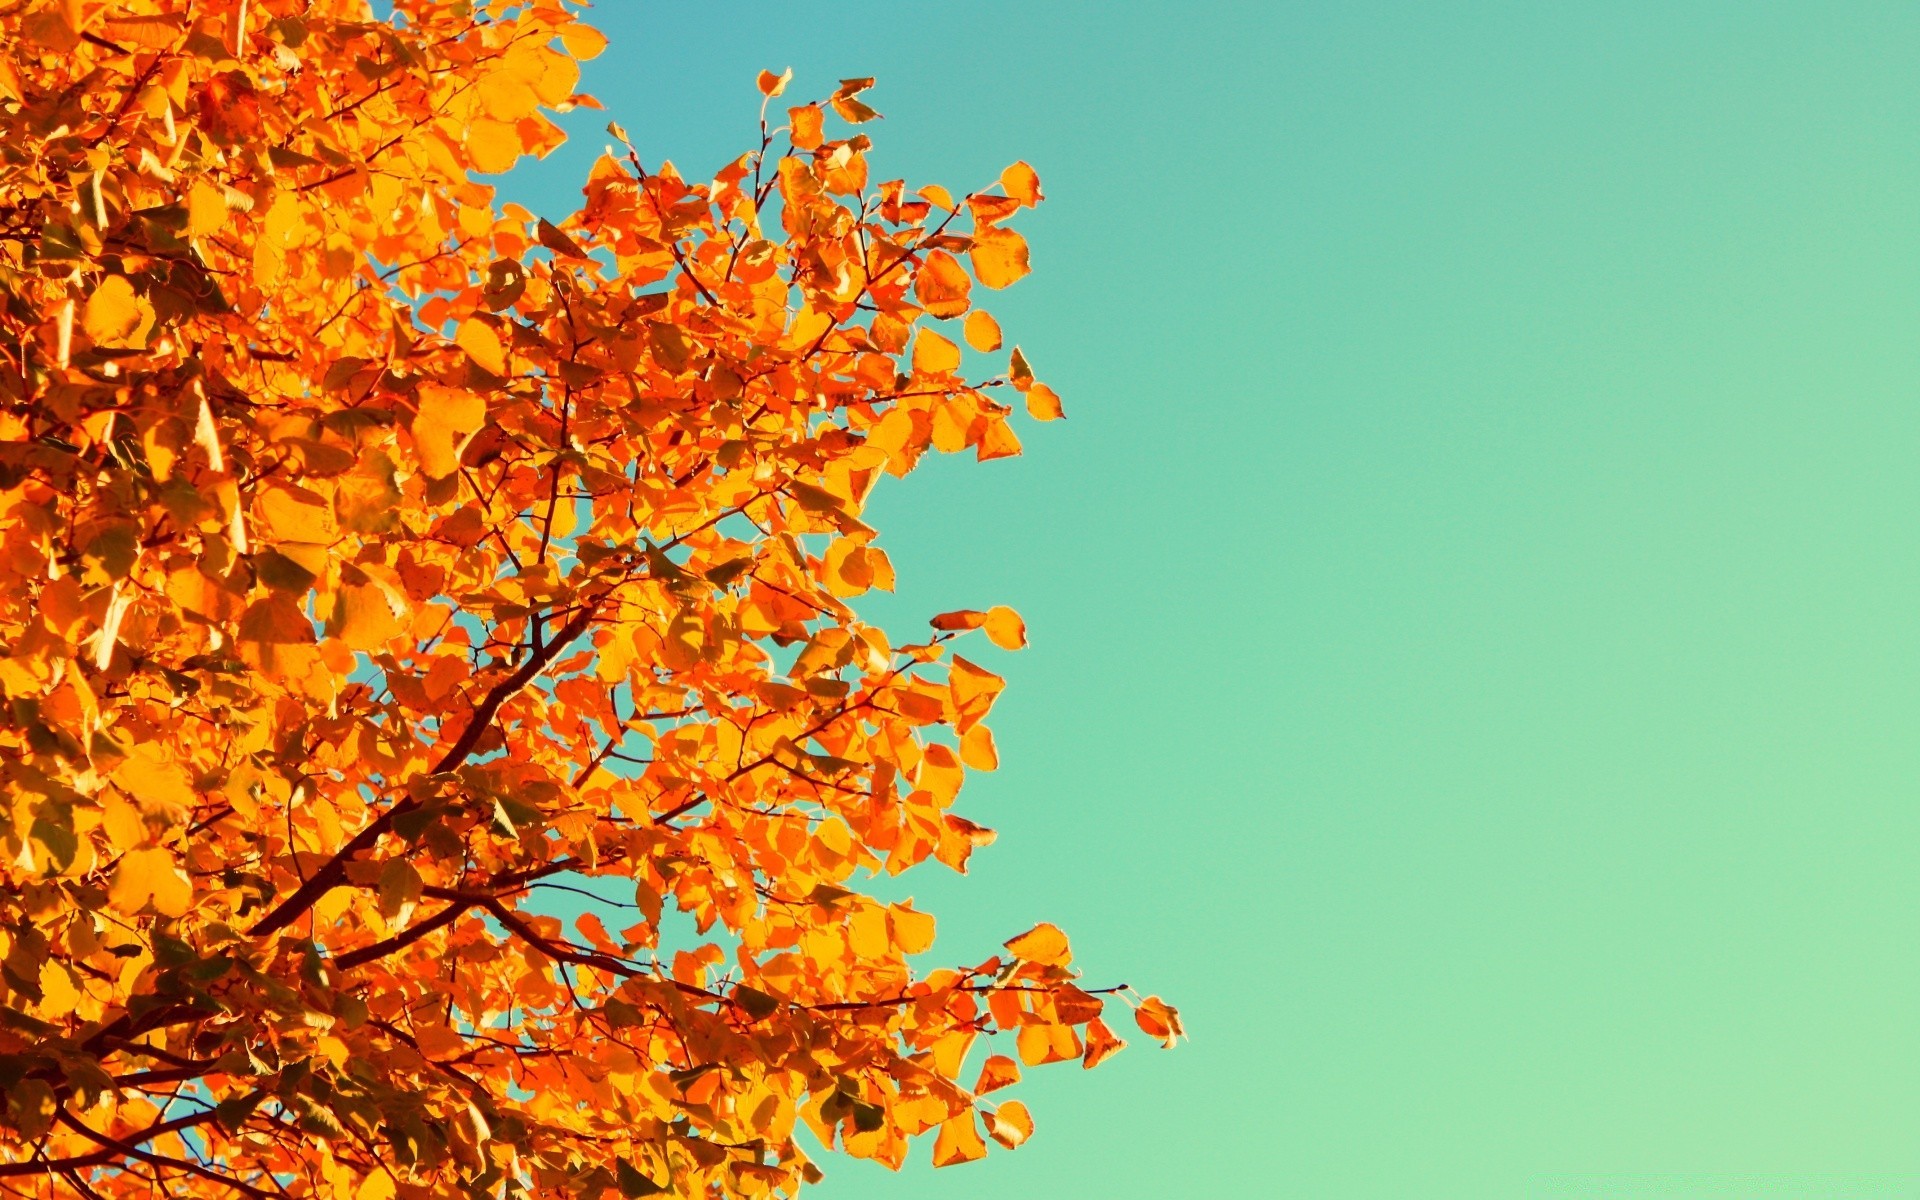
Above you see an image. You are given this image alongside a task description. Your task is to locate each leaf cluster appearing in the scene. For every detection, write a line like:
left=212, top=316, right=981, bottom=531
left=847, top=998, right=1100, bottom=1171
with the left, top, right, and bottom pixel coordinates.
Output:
left=0, top=3, right=1177, bottom=1198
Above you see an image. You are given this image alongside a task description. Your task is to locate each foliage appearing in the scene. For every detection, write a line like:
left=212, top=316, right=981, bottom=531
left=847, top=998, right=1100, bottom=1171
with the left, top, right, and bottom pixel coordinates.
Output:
left=0, top=1, right=1179, bottom=1197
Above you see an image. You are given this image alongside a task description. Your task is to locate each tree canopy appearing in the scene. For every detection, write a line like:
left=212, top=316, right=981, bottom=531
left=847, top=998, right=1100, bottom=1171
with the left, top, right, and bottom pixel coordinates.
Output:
left=0, top=2, right=1179, bottom=1198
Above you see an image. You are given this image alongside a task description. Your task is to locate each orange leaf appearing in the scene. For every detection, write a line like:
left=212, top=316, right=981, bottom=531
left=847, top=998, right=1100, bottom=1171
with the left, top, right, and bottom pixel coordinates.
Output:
left=1016, top=1022, right=1082, bottom=1066
left=412, top=385, right=488, bottom=479
left=1004, top=922, right=1071, bottom=966
left=1134, top=996, right=1184, bottom=1047
left=1083, top=1017, right=1128, bottom=1069
left=81, top=276, right=153, bottom=349
left=757, top=68, right=792, bottom=97
left=931, top=1113, right=987, bottom=1167
left=1025, top=382, right=1064, bottom=421
left=976, top=418, right=1021, bottom=461
left=969, top=225, right=1031, bottom=290
left=960, top=724, right=998, bottom=771
left=789, top=104, right=824, bottom=150
left=914, top=249, right=971, bottom=319
left=963, top=310, right=1002, bottom=352
left=1000, top=161, right=1043, bottom=207
left=986, top=1100, right=1033, bottom=1149
left=888, top=904, right=936, bottom=954
left=983, top=605, right=1026, bottom=650
left=930, top=609, right=986, bottom=632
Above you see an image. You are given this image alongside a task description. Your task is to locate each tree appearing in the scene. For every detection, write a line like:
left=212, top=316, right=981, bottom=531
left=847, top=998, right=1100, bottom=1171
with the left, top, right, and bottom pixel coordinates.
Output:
left=0, top=2, right=1181, bottom=1197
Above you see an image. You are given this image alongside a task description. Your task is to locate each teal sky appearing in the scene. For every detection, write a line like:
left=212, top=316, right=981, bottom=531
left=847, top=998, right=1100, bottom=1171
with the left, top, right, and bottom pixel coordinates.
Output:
left=508, top=3, right=1920, bottom=1196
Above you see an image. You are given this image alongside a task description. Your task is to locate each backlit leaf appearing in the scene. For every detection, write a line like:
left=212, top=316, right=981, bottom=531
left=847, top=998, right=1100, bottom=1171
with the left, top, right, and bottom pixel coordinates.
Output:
left=1004, top=922, right=1071, bottom=966
left=81, top=275, right=153, bottom=348
left=969, top=225, right=1031, bottom=289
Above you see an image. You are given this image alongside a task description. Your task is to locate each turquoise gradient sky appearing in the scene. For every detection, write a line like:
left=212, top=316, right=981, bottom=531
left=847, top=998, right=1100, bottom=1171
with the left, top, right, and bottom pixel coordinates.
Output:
left=506, top=3, right=1920, bottom=1196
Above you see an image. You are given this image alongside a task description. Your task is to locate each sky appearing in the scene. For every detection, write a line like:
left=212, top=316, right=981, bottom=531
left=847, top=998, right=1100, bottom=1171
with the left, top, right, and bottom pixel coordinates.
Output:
left=503, top=3, right=1920, bottom=1197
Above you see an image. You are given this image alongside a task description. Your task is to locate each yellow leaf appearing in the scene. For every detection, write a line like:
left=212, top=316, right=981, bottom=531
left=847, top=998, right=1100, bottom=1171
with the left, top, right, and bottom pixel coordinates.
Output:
left=976, top=418, right=1022, bottom=461
left=257, top=484, right=335, bottom=543
left=411, top=385, right=488, bottom=479
left=931, top=1113, right=987, bottom=1167
left=888, top=904, right=935, bottom=954
left=963, top=310, right=1002, bottom=352
left=466, top=117, right=522, bottom=174
left=1025, top=383, right=1064, bottom=421
left=1004, top=921, right=1071, bottom=966
left=456, top=317, right=508, bottom=376
left=81, top=275, right=153, bottom=349
left=914, top=249, right=971, bottom=319
left=1000, top=161, right=1043, bottom=207
left=1016, top=1022, right=1081, bottom=1066
left=37, top=961, right=80, bottom=1018
left=114, top=749, right=196, bottom=814
left=912, top=329, right=961, bottom=375
left=560, top=22, right=609, bottom=60
left=983, top=605, right=1026, bottom=650
left=987, top=1100, right=1033, bottom=1149
left=331, top=584, right=403, bottom=651
left=108, top=847, right=192, bottom=917
left=969, top=225, right=1030, bottom=290
left=848, top=906, right=888, bottom=959
left=188, top=178, right=226, bottom=237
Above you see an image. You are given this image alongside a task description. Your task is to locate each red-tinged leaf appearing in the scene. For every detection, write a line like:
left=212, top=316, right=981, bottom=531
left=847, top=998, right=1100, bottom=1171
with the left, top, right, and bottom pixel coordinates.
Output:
left=1134, top=996, right=1185, bottom=1047
left=789, top=104, right=825, bottom=149
left=757, top=68, right=792, bottom=97
left=930, top=609, right=987, bottom=631
left=915, top=249, right=972, bottom=319
left=973, top=1054, right=1020, bottom=1096
left=1083, top=1017, right=1128, bottom=1069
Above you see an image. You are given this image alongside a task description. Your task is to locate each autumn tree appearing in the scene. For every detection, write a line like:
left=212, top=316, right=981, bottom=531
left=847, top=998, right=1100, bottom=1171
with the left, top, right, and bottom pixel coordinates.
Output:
left=0, top=2, right=1181, bottom=1198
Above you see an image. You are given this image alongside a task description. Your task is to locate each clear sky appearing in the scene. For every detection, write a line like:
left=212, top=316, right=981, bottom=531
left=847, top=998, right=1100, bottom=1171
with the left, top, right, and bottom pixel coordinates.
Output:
left=505, top=3, right=1920, bottom=1196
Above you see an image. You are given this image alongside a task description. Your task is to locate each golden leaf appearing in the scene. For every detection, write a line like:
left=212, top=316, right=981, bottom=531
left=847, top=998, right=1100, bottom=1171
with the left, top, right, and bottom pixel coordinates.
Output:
left=963, top=310, right=1002, bottom=352
left=983, top=605, right=1026, bottom=650
left=986, top=1100, right=1033, bottom=1149
left=969, top=225, right=1031, bottom=290
left=930, top=1113, right=987, bottom=1167
left=108, top=847, right=192, bottom=918
left=412, top=384, right=488, bottom=479
left=1025, top=383, right=1064, bottom=421
left=467, top=117, right=523, bottom=174
left=456, top=317, right=509, bottom=376
left=1004, top=922, right=1071, bottom=966
left=912, top=329, right=961, bottom=376
left=1000, top=162, right=1043, bottom=207
left=81, top=275, right=153, bottom=348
